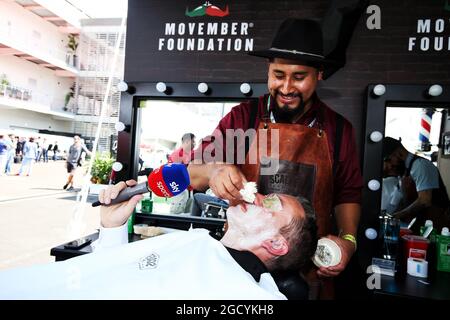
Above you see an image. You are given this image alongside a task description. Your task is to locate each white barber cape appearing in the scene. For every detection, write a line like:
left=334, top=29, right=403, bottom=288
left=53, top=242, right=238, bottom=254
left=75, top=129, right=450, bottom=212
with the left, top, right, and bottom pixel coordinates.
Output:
left=0, top=226, right=286, bottom=300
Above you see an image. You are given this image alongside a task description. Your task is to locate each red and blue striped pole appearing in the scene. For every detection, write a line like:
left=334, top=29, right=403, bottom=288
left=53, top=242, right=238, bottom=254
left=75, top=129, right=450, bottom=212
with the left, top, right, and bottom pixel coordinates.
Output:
left=419, top=108, right=434, bottom=151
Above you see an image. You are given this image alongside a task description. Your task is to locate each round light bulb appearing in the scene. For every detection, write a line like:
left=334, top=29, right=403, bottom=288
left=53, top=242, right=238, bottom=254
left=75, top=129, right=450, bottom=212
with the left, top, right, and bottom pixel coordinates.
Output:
left=112, top=162, right=123, bottom=172
left=115, top=121, right=126, bottom=132
left=373, top=84, right=386, bottom=96
left=240, top=83, right=251, bottom=94
left=117, top=81, right=128, bottom=92
left=368, top=179, right=380, bottom=191
left=365, top=228, right=378, bottom=240
left=156, top=82, right=167, bottom=93
left=198, top=82, right=208, bottom=94
left=370, top=131, right=383, bottom=143
left=428, top=84, right=443, bottom=97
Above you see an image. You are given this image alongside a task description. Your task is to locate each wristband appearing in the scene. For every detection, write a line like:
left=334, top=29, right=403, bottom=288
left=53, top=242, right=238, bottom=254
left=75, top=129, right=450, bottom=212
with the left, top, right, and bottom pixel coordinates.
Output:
left=341, top=234, right=357, bottom=250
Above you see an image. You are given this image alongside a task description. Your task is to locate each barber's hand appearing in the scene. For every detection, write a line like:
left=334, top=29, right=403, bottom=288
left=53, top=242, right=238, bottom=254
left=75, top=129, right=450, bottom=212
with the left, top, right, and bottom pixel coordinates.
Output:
left=238, top=193, right=265, bottom=213
left=99, top=180, right=143, bottom=228
left=317, top=235, right=356, bottom=278
left=209, top=164, right=247, bottom=206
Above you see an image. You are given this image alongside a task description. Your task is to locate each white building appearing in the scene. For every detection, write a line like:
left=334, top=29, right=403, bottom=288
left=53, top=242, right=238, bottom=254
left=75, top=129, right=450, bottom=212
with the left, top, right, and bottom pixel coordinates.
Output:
left=75, top=18, right=125, bottom=154
left=0, top=0, right=125, bottom=154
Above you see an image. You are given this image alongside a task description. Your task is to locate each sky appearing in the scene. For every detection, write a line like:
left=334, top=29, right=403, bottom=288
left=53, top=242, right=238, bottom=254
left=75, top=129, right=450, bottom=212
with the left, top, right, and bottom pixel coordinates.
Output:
left=67, top=0, right=128, bottom=18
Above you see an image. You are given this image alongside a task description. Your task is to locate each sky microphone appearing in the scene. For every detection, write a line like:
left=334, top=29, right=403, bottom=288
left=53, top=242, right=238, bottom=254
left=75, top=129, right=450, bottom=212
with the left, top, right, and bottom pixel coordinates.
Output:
left=92, top=163, right=190, bottom=207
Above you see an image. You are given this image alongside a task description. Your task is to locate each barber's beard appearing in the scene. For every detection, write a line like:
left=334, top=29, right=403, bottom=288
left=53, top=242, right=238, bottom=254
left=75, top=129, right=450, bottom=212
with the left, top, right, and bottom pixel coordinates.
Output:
left=272, top=92, right=305, bottom=123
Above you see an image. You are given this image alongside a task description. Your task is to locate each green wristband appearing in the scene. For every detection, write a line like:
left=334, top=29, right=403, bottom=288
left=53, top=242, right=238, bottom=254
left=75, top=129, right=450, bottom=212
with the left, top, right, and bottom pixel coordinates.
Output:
left=342, top=234, right=357, bottom=250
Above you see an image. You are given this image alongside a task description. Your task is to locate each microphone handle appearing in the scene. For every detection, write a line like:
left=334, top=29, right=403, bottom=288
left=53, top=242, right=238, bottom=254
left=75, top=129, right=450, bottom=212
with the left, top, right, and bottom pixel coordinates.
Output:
left=92, top=182, right=150, bottom=207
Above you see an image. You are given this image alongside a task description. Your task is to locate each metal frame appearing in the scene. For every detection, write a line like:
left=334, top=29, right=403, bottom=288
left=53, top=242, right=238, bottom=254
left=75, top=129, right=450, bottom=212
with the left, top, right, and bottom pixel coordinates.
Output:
left=359, top=84, right=450, bottom=266
left=113, top=81, right=268, bottom=231
left=115, top=82, right=268, bottom=181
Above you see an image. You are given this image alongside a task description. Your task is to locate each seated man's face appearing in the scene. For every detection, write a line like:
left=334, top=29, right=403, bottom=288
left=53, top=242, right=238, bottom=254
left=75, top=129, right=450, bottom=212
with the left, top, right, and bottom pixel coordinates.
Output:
left=226, top=194, right=304, bottom=244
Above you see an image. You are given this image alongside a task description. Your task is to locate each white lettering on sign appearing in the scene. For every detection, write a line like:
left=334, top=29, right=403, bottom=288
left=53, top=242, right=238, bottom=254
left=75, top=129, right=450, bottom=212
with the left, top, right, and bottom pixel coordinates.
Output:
left=159, top=22, right=254, bottom=52
left=408, top=18, right=450, bottom=52
left=417, top=19, right=431, bottom=33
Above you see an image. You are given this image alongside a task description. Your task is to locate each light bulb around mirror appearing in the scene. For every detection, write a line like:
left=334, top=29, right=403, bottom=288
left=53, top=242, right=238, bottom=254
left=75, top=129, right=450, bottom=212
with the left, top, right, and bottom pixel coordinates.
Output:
left=112, top=162, right=123, bottom=172
left=368, top=179, right=380, bottom=191
left=365, top=228, right=377, bottom=240
left=156, top=82, right=167, bottom=93
left=240, top=83, right=251, bottom=94
left=373, top=84, right=386, bottom=96
left=428, top=84, right=443, bottom=97
left=117, top=81, right=128, bottom=92
left=370, top=131, right=383, bottom=142
left=115, top=121, right=126, bottom=132
left=198, top=82, right=209, bottom=94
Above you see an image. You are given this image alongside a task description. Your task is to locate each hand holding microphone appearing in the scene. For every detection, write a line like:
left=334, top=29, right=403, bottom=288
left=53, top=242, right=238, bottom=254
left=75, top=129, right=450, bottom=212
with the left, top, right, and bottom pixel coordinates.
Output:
left=96, top=163, right=190, bottom=229
left=99, top=179, right=144, bottom=228
left=92, top=163, right=190, bottom=207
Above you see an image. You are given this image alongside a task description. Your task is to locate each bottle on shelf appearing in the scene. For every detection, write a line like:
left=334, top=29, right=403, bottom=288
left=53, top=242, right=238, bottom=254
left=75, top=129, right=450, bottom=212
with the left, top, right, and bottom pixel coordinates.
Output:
left=436, top=227, right=450, bottom=273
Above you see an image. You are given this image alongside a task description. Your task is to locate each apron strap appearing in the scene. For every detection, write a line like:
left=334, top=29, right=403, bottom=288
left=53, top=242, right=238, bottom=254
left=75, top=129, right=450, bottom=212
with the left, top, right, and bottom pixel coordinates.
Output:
left=245, top=99, right=259, bottom=157
left=333, top=113, right=344, bottom=177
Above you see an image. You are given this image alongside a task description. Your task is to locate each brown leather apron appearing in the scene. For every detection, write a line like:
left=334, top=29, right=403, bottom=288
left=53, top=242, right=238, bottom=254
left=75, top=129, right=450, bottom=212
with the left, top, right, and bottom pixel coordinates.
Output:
left=239, top=105, right=335, bottom=299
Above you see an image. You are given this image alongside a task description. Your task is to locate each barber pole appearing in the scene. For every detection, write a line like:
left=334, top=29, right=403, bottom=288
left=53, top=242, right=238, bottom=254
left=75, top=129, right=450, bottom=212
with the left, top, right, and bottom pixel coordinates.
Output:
left=419, top=108, right=434, bottom=151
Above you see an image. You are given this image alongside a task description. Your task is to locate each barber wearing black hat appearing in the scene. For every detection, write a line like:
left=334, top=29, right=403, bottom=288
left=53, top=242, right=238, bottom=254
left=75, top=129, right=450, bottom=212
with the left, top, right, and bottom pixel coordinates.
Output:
left=382, top=137, right=450, bottom=233
left=189, top=19, right=363, bottom=299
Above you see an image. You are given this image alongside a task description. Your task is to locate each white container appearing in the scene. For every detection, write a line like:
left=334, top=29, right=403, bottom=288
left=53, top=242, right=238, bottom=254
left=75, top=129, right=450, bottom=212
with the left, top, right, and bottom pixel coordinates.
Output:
left=313, top=238, right=342, bottom=268
left=407, top=258, right=428, bottom=278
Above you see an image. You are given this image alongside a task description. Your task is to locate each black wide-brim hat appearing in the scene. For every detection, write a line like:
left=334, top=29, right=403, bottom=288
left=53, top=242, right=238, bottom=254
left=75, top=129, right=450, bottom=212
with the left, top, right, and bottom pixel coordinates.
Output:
left=249, top=18, right=338, bottom=67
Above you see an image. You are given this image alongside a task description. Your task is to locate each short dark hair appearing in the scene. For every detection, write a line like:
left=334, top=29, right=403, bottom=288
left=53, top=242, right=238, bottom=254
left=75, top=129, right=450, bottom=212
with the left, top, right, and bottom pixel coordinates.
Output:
left=269, top=196, right=317, bottom=273
left=182, top=133, right=195, bottom=143
left=382, top=137, right=404, bottom=160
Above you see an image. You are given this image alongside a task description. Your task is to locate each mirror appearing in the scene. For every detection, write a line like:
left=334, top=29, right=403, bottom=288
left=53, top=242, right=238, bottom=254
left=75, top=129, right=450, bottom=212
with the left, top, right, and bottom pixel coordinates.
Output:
left=136, top=99, right=240, bottom=219
left=361, top=84, right=450, bottom=267
left=381, top=106, right=447, bottom=218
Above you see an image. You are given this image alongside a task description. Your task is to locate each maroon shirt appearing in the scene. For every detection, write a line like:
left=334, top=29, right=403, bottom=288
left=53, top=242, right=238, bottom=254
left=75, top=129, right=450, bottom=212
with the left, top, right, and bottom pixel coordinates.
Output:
left=195, top=94, right=363, bottom=206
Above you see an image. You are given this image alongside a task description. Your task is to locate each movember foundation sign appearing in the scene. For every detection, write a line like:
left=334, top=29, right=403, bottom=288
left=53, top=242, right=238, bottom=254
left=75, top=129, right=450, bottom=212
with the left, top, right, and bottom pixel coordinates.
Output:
left=158, top=1, right=254, bottom=52
left=125, top=0, right=286, bottom=82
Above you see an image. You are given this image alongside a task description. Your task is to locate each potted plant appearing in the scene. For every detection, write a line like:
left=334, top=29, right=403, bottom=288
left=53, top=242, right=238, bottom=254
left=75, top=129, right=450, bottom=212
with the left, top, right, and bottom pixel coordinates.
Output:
left=64, top=82, right=76, bottom=111
left=89, top=153, right=114, bottom=194
left=0, top=74, right=10, bottom=96
left=67, top=34, right=79, bottom=67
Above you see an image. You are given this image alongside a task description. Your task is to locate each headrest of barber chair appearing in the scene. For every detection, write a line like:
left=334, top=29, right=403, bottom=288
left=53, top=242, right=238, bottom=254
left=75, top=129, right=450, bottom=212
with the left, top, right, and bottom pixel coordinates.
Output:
left=271, top=271, right=309, bottom=300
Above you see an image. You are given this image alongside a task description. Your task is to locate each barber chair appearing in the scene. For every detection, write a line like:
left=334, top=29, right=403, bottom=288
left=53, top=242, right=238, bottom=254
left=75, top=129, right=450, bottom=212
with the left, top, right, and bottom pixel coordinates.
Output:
left=272, top=271, right=310, bottom=300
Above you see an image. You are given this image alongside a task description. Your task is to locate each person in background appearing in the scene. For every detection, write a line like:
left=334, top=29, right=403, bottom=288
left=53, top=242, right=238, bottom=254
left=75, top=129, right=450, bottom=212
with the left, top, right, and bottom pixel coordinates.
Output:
left=17, top=137, right=38, bottom=176
left=40, top=138, right=49, bottom=163
left=168, top=133, right=196, bottom=165
left=63, top=135, right=91, bottom=191
left=382, top=137, right=450, bottom=233
left=15, top=137, right=25, bottom=162
left=35, top=136, right=42, bottom=162
left=167, top=133, right=197, bottom=214
left=5, top=134, right=17, bottom=174
left=52, top=142, right=59, bottom=161
left=3, top=134, right=15, bottom=175
left=0, top=135, right=9, bottom=176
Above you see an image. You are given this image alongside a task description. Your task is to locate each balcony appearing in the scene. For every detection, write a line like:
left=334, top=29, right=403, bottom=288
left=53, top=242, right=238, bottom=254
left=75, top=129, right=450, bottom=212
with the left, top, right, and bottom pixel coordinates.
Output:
left=0, top=83, right=75, bottom=121
left=0, top=26, right=79, bottom=77
left=13, top=0, right=84, bottom=34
